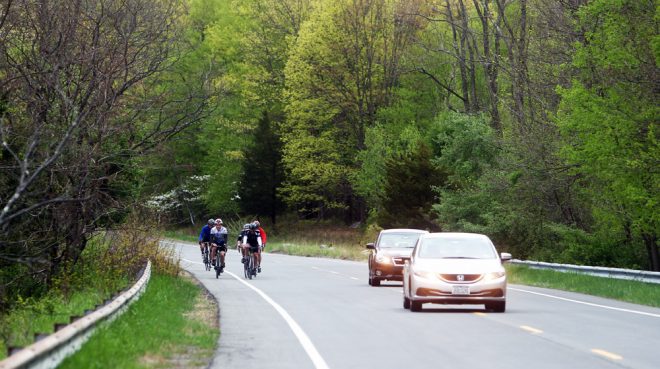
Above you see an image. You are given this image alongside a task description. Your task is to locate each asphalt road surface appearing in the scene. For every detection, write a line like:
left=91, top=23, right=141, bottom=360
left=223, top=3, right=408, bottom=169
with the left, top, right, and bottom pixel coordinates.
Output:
left=170, top=241, right=660, bottom=369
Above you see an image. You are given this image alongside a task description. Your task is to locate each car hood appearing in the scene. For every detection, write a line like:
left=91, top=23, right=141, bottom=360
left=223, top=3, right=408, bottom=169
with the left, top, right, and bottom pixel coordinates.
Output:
left=413, top=258, right=504, bottom=274
left=379, top=248, right=414, bottom=258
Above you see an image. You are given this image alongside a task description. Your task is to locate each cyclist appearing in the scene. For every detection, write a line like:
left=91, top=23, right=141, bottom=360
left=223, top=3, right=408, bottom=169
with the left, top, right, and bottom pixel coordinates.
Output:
left=198, top=218, right=215, bottom=262
left=237, top=223, right=250, bottom=263
left=253, top=220, right=267, bottom=250
left=242, top=222, right=263, bottom=273
left=210, top=219, right=228, bottom=271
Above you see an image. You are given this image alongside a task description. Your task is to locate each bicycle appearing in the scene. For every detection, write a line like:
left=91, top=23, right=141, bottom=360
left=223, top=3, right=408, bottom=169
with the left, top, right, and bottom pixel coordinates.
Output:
left=242, top=245, right=257, bottom=279
left=214, top=244, right=225, bottom=279
left=202, top=242, right=211, bottom=271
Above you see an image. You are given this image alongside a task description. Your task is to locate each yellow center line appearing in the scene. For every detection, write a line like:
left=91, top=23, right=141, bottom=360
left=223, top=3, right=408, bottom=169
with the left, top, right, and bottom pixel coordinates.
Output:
left=591, top=349, right=623, bottom=361
left=473, top=312, right=487, bottom=317
left=520, top=325, right=543, bottom=335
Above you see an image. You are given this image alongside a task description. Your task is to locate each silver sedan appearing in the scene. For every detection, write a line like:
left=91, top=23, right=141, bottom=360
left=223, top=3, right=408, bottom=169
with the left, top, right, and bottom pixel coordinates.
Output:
left=403, top=232, right=511, bottom=312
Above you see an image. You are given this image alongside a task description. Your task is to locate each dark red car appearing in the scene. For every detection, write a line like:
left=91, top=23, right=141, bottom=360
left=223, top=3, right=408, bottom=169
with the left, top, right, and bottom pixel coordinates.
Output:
left=367, top=229, right=428, bottom=286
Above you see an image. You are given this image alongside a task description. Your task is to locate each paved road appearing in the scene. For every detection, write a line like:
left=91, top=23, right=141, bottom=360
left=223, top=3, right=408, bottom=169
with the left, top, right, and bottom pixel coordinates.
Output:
left=170, top=241, right=660, bottom=369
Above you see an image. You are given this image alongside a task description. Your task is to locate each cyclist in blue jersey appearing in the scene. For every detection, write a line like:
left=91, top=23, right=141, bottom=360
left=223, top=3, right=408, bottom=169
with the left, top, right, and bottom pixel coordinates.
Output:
left=198, top=218, right=215, bottom=261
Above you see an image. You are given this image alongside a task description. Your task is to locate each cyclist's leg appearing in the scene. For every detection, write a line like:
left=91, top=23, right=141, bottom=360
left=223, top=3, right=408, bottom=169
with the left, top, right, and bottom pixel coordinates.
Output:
left=241, top=244, right=248, bottom=263
left=219, top=247, right=226, bottom=267
left=211, top=244, right=218, bottom=266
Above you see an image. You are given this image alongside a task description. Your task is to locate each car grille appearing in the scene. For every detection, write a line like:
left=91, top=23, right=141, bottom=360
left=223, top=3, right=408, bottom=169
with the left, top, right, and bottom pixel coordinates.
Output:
left=439, top=274, right=482, bottom=283
left=392, top=257, right=409, bottom=265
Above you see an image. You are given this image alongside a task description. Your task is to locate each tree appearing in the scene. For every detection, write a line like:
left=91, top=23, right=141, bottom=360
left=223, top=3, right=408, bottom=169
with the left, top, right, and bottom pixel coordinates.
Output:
left=282, top=0, right=422, bottom=220
left=557, top=0, right=659, bottom=270
left=239, top=112, right=285, bottom=224
left=0, top=0, right=212, bottom=303
left=378, top=142, right=445, bottom=230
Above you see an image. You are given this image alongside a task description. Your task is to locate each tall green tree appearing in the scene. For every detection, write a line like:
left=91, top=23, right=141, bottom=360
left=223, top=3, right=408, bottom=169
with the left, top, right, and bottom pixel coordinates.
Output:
left=239, top=112, right=285, bottom=224
left=282, top=0, right=422, bottom=220
left=557, top=0, right=659, bottom=270
left=378, top=142, right=445, bottom=230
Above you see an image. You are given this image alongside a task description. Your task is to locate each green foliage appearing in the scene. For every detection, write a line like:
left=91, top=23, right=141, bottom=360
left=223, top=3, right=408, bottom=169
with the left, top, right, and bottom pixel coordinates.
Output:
left=280, top=0, right=420, bottom=219
left=239, top=112, right=286, bottom=222
left=429, top=112, right=497, bottom=187
left=59, top=273, right=217, bottom=369
left=556, top=0, right=659, bottom=269
left=378, top=142, right=445, bottom=230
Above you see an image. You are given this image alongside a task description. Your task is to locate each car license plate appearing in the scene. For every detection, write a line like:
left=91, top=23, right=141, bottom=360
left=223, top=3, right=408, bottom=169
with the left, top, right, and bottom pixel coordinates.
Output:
left=452, top=286, right=470, bottom=295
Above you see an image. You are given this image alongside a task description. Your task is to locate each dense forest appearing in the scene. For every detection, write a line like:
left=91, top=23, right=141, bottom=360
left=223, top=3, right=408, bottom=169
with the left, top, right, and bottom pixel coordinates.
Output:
left=1, top=0, right=658, bottom=307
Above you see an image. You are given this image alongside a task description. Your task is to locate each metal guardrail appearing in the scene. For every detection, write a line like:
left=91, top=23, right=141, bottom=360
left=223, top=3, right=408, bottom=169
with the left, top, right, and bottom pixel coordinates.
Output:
left=509, top=259, right=660, bottom=284
left=0, top=260, right=152, bottom=369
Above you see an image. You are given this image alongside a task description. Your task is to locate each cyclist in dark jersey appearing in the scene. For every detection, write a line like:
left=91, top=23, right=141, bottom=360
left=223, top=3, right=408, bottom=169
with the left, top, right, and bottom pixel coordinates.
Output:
left=242, top=223, right=263, bottom=273
left=237, top=223, right=250, bottom=263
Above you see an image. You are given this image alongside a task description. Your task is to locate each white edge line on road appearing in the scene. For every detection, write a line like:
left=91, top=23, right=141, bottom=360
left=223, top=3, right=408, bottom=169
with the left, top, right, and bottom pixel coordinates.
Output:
left=509, top=287, right=660, bottom=318
left=224, top=270, right=330, bottom=369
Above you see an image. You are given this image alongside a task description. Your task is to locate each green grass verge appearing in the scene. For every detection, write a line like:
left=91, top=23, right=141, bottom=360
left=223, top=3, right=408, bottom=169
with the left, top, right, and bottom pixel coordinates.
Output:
left=162, top=229, right=198, bottom=243
left=58, top=272, right=218, bottom=369
left=506, top=264, right=660, bottom=308
left=0, top=285, right=124, bottom=360
left=266, top=240, right=368, bottom=261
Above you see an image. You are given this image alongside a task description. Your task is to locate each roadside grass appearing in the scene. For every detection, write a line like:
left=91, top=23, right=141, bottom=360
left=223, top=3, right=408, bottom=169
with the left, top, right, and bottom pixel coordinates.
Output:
left=267, top=240, right=368, bottom=261
left=0, top=283, right=125, bottom=360
left=0, top=216, right=180, bottom=362
left=59, top=272, right=218, bottom=369
left=506, top=264, right=660, bottom=308
left=163, top=228, right=198, bottom=243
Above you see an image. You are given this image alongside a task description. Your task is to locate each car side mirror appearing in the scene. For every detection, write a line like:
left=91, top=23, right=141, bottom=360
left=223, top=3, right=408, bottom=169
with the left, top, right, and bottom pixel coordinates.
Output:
left=366, top=243, right=375, bottom=250
left=500, top=252, right=512, bottom=262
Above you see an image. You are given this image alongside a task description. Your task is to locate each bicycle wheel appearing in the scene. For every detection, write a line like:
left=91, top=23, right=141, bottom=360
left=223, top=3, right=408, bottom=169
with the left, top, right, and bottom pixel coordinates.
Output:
left=247, top=253, right=254, bottom=280
left=205, top=248, right=211, bottom=271
left=243, top=252, right=250, bottom=279
left=215, top=253, right=221, bottom=279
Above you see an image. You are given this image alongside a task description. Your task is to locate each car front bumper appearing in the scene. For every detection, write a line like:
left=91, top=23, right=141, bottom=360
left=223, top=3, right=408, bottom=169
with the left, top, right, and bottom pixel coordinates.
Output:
left=373, top=262, right=405, bottom=281
left=410, top=276, right=507, bottom=304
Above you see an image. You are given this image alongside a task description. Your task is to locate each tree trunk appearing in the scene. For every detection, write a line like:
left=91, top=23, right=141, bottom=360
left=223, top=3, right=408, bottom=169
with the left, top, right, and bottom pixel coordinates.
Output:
left=445, top=0, right=471, bottom=112
left=643, top=233, right=660, bottom=271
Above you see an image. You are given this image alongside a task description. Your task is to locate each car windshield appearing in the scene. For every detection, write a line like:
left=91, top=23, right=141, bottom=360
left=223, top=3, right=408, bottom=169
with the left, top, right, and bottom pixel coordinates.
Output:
left=378, top=233, right=423, bottom=248
left=417, top=237, right=497, bottom=259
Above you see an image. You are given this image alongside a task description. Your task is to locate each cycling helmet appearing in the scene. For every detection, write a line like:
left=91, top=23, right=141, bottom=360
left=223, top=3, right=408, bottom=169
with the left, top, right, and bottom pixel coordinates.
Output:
left=207, top=218, right=215, bottom=225
left=250, top=222, right=258, bottom=230
left=215, top=218, right=223, bottom=224
left=253, top=220, right=260, bottom=227
left=243, top=223, right=250, bottom=230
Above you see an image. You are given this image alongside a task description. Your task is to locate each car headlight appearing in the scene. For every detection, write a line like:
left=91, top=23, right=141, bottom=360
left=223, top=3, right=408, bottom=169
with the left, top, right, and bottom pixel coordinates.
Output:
left=483, top=271, right=506, bottom=281
left=376, top=254, right=391, bottom=264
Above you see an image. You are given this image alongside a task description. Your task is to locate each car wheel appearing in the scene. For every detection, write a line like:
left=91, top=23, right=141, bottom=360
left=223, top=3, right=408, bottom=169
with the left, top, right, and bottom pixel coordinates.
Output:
left=487, top=301, right=506, bottom=313
left=372, top=277, right=380, bottom=287
left=368, top=275, right=372, bottom=286
left=403, top=295, right=411, bottom=309
left=410, top=301, right=422, bottom=312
